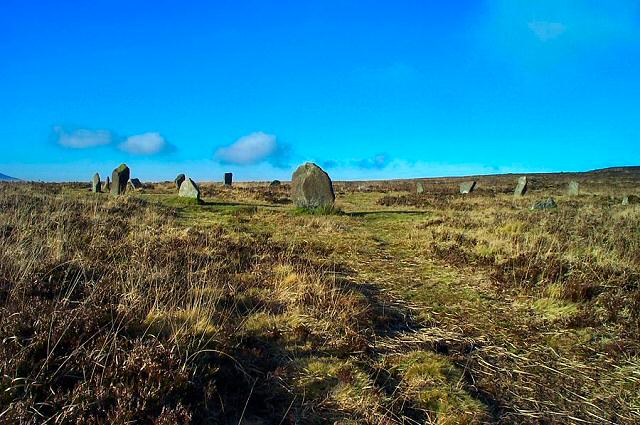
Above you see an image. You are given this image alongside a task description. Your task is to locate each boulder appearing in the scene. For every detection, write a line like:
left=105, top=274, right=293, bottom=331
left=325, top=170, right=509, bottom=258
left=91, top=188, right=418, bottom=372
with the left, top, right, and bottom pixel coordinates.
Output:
left=103, top=177, right=111, bottom=192
left=175, top=174, right=186, bottom=190
left=224, top=172, right=233, bottom=186
left=567, top=181, right=579, bottom=196
left=111, top=164, right=130, bottom=195
left=179, top=178, right=201, bottom=202
left=291, top=162, right=335, bottom=209
left=269, top=180, right=281, bottom=187
left=129, top=178, right=143, bottom=190
left=532, top=198, right=557, bottom=210
left=459, top=181, right=476, bottom=194
left=416, top=181, right=424, bottom=194
left=514, top=176, right=528, bottom=197
left=91, top=173, right=101, bottom=193
left=622, top=195, right=639, bottom=205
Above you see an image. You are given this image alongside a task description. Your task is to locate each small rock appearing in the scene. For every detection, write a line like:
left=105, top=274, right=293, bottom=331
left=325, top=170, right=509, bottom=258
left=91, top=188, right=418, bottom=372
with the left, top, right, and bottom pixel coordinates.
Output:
left=291, top=162, right=335, bottom=209
left=416, top=181, right=424, bottom=194
left=269, top=180, right=281, bottom=187
left=111, top=164, right=130, bottom=195
left=179, top=178, right=201, bottom=202
left=532, top=198, right=557, bottom=210
left=129, top=178, right=143, bottom=190
left=224, top=172, right=233, bottom=186
left=514, top=176, right=528, bottom=197
left=91, top=173, right=101, bottom=193
left=459, top=181, right=476, bottom=194
left=622, top=196, right=629, bottom=205
left=175, top=174, right=186, bottom=190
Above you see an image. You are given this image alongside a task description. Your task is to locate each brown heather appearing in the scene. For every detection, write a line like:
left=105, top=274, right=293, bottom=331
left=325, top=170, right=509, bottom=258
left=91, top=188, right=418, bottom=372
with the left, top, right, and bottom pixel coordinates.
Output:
left=1, top=167, right=639, bottom=424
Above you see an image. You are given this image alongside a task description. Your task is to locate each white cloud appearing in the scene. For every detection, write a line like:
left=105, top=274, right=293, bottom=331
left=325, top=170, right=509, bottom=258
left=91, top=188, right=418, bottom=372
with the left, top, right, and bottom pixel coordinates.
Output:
left=215, top=132, right=288, bottom=166
left=481, top=0, right=640, bottom=61
left=528, top=21, right=566, bottom=41
left=119, top=132, right=171, bottom=155
left=55, top=126, right=113, bottom=149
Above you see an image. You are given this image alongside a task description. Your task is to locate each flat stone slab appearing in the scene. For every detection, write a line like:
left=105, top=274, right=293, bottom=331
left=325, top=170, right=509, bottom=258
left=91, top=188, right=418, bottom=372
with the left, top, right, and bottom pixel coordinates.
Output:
left=514, top=176, right=528, bottom=197
left=179, top=177, right=201, bottom=202
left=175, top=174, right=186, bottom=190
left=459, top=181, right=476, bottom=194
left=567, top=181, right=579, bottom=196
left=111, top=164, right=130, bottom=195
left=91, top=173, right=101, bottom=193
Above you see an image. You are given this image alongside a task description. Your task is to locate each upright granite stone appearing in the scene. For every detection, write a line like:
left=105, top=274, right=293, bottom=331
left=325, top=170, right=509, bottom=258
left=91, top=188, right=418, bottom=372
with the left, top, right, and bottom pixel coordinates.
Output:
left=459, top=181, right=476, bottom=194
left=175, top=174, right=186, bottom=190
left=291, top=162, right=335, bottom=209
left=514, top=176, right=528, bottom=197
left=416, top=181, right=424, bottom=194
left=91, top=173, right=101, bottom=193
left=622, top=196, right=629, bottom=206
left=179, top=178, right=201, bottom=202
left=224, top=172, right=233, bottom=186
left=111, top=164, right=130, bottom=195
left=270, top=180, right=281, bottom=187
left=567, top=181, right=579, bottom=196
left=532, top=198, right=557, bottom=210
left=103, top=177, right=111, bottom=192
left=129, top=178, right=143, bottom=190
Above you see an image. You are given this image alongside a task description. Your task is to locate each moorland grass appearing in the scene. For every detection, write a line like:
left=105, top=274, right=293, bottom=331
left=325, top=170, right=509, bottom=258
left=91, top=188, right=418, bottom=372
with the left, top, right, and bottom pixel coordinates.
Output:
left=1, top=171, right=640, bottom=424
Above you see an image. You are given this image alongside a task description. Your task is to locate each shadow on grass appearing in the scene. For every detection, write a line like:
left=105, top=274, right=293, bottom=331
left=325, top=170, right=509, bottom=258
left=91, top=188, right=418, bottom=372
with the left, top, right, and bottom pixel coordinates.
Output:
left=346, top=210, right=430, bottom=217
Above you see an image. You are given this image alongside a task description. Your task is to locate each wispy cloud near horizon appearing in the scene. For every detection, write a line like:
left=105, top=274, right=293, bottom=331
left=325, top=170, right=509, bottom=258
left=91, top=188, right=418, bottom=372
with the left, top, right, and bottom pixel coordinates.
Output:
left=54, top=126, right=172, bottom=156
left=119, top=132, right=173, bottom=155
left=54, top=126, right=113, bottom=149
left=214, top=132, right=290, bottom=168
left=321, top=153, right=391, bottom=171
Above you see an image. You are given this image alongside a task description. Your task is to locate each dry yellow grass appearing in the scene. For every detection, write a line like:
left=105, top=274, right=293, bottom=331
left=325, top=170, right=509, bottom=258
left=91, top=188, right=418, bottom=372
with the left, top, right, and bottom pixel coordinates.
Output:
left=1, top=168, right=639, bottom=423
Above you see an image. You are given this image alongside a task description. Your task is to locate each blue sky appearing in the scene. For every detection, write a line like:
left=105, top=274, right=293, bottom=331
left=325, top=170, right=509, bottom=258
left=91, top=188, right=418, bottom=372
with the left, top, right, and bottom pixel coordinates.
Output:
left=1, top=0, right=639, bottom=181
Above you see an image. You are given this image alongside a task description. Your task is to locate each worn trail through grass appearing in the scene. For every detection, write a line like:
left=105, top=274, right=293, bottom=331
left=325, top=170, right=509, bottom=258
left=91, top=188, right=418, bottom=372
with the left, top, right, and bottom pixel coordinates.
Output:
left=165, top=187, right=640, bottom=423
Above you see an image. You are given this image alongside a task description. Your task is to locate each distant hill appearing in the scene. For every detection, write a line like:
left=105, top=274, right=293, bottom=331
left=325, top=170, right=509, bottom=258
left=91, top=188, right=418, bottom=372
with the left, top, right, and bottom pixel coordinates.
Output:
left=0, top=173, right=19, bottom=181
left=589, top=166, right=640, bottom=175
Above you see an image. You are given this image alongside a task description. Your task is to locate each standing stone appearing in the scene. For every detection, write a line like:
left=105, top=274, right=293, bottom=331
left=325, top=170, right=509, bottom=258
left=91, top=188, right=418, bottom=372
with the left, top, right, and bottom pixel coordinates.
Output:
left=103, top=177, right=111, bottom=192
left=622, top=196, right=630, bottom=206
left=567, top=181, right=579, bottom=196
left=531, top=198, right=557, bottom=210
left=416, top=181, right=424, bottom=194
left=514, top=176, right=528, bottom=197
left=129, top=178, right=143, bottom=190
left=179, top=178, right=201, bottom=202
left=175, top=174, right=186, bottom=190
left=291, top=162, right=335, bottom=209
left=91, top=173, right=102, bottom=193
left=224, top=172, right=233, bottom=186
left=269, top=180, right=281, bottom=187
left=459, top=181, right=476, bottom=194
left=111, top=164, right=130, bottom=195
